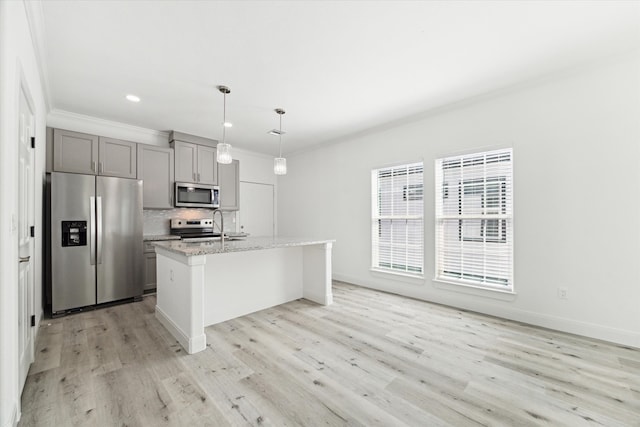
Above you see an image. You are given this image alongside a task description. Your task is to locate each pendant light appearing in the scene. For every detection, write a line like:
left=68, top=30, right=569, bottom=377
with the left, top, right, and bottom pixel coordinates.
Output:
left=273, top=108, right=287, bottom=175
left=216, top=85, right=232, bottom=164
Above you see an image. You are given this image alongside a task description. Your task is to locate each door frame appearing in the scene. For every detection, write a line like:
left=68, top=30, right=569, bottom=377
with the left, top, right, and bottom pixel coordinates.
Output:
left=238, top=181, right=275, bottom=237
left=16, top=66, right=36, bottom=394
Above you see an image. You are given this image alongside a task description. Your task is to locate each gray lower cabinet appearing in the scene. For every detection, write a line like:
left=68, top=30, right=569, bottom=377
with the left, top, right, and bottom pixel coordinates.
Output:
left=52, top=129, right=137, bottom=178
left=218, top=159, right=239, bottom=211
left=172, top=140, right=217, bottom=185
left=143, top=242, right=157, bottom=291
left=137, top=144, right=174, bottom=208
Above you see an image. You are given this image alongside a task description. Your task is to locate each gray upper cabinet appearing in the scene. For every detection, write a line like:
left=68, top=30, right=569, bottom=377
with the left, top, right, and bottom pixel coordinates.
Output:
left=137, top=144, right=174, bottom=209
left=172, top=140, right=217, bottom=185
left=218, top=159, right=239, bottom=211
left=53, top=129, right=99, bottom=174
left=98, top=137, right=137, bottom=178
left=197, top=145, right=217, bottom=185
left=53, top=129, right=137, bottom=178
left=173, top=141, right=197, bottom=183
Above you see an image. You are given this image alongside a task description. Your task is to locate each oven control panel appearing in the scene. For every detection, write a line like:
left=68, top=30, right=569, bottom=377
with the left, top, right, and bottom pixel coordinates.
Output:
left=170, top=218, right=213, bottom=229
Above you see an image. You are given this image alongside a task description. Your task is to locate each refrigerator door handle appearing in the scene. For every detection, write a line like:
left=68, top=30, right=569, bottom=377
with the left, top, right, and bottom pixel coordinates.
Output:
left=89, top=196, right=96, bottom=265
left=96, top=196, right=103, bottom=264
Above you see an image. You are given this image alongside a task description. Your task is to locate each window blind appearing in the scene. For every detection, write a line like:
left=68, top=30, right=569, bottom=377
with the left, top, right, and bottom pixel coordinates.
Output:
left=435, top=149, right=513, bottom=290
left=372, top=162, right=424, bottom=275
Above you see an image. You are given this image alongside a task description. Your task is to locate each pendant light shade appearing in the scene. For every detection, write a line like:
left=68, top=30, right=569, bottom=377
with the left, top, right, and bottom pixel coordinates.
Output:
left=274, top=157, right=287, bottom=175
left=273, top=108, right=286, bottom=175
left=216, top=85, right=232, bottom=164
left=217, top=142, right=232, bottom=164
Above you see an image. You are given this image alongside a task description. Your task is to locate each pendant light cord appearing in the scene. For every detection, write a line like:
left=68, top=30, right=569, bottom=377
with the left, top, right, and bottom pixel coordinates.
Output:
left=222, top=91, right=227, bottom=144
left=278, top=112, right=283, bottom=157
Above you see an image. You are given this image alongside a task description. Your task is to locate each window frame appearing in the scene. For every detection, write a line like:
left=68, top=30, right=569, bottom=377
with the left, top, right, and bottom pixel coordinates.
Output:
left=434, top=148, right=514, bottom=292
left=371, top=161, right=424, bottom=278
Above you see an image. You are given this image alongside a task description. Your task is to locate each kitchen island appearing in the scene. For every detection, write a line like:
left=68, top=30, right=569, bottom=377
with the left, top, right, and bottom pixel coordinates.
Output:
left=153, top=237, right=334, bottom=354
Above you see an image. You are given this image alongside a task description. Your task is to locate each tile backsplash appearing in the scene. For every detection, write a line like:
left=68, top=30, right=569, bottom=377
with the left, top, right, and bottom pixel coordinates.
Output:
left=143, top=208, right=238, bottom=235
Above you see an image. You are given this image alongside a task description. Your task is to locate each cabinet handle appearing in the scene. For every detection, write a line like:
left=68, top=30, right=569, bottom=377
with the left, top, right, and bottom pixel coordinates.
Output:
left=92, top=161, right=97, bottom=172
left=193, top=172, right=197, bottom=182
left=99, top=162, right=104, bottom=174
left=197, top=172, right=201, bottom=182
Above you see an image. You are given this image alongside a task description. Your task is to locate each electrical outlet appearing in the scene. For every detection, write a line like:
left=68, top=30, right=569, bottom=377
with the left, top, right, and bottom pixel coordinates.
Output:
left=558, top=287, right=568, bottom=299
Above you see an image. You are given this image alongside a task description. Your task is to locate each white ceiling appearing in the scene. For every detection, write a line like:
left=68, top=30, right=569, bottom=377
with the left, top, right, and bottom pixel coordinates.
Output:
left=41, top=1, right=640, bottom=155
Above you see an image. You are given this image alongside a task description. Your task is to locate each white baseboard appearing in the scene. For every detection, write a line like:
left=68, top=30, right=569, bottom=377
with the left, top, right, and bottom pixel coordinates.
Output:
left=491, top=305, right=640, bottom=349
left=333, top=273, right=640, bottom=349
left=4, top=403, right=18, bottom=427
left=155, top=306, right=206, bottom=354
left=303, top=289, right=333, bottom=306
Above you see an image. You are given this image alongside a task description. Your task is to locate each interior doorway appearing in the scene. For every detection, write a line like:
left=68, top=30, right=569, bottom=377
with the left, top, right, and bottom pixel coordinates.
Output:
left=239, top=182, right=274, bottom=237
left=17, top=79, right=35, bottom=391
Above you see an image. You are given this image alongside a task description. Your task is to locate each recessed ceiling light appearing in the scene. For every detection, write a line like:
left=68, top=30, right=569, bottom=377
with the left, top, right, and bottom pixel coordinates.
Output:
left=223, top=122, right=233, bottom=128
left=126, top=94, right=141, bottom=103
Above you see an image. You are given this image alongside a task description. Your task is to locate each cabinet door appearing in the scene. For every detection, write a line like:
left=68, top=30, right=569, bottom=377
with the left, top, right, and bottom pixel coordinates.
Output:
left=197, top=145, right=218, bottom=185
left=98, top=137, right=137, bottom=178
left=174, top=141, right=198, bottom=182
left=218, top=160, right=239, bottom=211
left=53, top=129, right=99, bottom=174
left=143, top=253, right=157, bottom=291
left=137, top=144, right=174, bottom=209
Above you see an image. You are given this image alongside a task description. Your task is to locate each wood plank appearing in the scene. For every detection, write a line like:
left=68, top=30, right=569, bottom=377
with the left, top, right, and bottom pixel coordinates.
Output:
left=19, top=283, right=640, bottom=426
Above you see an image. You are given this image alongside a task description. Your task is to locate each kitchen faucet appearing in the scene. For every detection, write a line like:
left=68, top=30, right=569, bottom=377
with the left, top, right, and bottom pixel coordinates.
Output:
left=213, top=209, right=224, bottom=247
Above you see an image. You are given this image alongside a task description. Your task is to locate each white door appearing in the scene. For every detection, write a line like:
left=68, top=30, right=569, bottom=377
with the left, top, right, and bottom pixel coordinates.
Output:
left=239, top=182, right=274, bottom=237
left=18, top=83, right=35, bottom=391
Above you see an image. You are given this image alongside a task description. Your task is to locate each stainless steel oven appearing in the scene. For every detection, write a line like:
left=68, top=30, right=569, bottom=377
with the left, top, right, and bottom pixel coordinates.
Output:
left=175, top=182, right=220, bottom=208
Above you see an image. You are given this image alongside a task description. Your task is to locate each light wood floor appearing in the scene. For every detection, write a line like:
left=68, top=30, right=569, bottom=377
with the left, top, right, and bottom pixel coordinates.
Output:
left=20, top=282, right=640, bottom=426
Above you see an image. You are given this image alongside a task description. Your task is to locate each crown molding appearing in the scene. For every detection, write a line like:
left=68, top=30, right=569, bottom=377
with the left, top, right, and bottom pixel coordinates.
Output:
left=47, top=110, right=280, bottom=157
left=47, top=109, right=170, bottom=145
left=289, top=48, right=640, bottom=158
left=23, top=0, right=52, bottom=112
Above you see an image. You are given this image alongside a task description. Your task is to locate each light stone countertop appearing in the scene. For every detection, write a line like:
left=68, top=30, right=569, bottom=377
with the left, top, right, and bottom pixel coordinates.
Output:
left=152, top=236, right=335, bottom=256
left=143, top=234, right=181, bottom=242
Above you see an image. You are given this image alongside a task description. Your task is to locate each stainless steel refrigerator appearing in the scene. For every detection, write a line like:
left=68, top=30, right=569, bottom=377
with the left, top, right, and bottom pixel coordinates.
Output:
left=50, top=172, right=143, bottom=314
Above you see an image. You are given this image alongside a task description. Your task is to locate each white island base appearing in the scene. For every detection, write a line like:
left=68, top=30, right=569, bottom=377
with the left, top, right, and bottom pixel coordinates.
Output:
left=153, top=238, right=334, bottom=354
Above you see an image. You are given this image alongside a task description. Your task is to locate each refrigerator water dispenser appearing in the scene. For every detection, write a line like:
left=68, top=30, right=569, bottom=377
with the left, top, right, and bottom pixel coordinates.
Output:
left=61, top=221, right=87, bottom=247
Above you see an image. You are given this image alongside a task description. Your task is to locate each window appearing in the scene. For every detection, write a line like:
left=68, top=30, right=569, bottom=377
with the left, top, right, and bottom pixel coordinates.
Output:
left=372, top=162, right=424, bottom=276
left=435, top=149, right=513, bottom=290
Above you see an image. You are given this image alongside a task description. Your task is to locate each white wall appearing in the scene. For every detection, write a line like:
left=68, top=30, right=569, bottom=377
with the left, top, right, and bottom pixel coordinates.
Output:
left=0, top=1, right=47, bottom=426
left=278, top=54, right=640, bottom=348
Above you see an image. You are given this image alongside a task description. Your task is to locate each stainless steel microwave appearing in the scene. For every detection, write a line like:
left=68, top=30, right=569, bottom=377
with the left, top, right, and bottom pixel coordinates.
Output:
left=175, top=182, right=220, bottom=208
